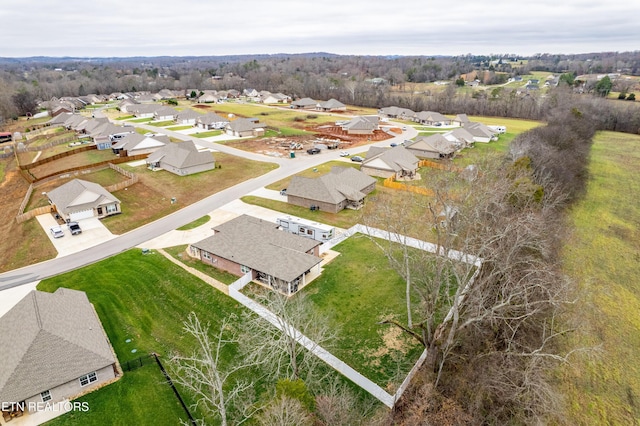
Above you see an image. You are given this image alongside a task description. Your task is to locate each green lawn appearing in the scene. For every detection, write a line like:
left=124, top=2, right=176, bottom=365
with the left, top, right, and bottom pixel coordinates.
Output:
left=241, top=196, right=363, bottom=229
left=166, top=125, right=193, bottom=131
left=192, top=130, right=223, bottom=138
left=149, top=120, right=175, bottom=127
left=300, top=235, right=425, bottom=391
left=37, top=249, right=248, bottom=424
left=164, top=245, right=240, bottom=285
left=558, top=131, right=640, bottom=424
left=44, top=363, right=188, bottom=426
left=177, top=215, right=210, bottom=230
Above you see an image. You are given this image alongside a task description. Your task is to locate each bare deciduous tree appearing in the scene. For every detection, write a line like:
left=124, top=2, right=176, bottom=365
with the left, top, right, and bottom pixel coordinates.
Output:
left=241, top=289, right=337, bottom=386
left=256, top=396, right=314, bottom=426
left=168, top=313, right=260, bottom=426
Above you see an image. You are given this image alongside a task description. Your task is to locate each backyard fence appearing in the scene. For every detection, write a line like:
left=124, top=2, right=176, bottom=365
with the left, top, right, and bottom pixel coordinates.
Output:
left=20, top=144, right=97, bottom=170
left=121, top=354, right=155, bottom=372
left=18, top=136, right=79, bottom=152
left=383, top=175, right=434, bottom=196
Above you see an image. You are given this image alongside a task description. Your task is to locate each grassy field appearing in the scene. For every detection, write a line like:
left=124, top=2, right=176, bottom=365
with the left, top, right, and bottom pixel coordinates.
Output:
left=176, top=215, right=210, bottom=230
left=265, top=160, right=361, bottom=191
left=37, top=249, right=247, bottom=425
left=298, top=235, right=425, bottom=391
left=557, top=131, right=640, bottom=424
left=241, top=195, right=364, bottom=229
left=101, top=152, right=277, bottom=234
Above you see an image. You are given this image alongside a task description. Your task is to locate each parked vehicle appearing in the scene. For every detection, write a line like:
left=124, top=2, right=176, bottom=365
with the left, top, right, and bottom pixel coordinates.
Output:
left=68, top=222, right=82, bottom=235
left=339, top=151, right=349, bottom=157
left=307, top=147, right=321, bottom=155
left=350, top=155, right=364, bottom=162
left=390, top=142, right=398, bottom=147
left=50, top=226, right=64, bottom=238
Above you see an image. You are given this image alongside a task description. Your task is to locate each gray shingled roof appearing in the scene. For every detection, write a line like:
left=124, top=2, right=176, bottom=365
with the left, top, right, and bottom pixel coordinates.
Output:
left=291, top=97, right=317, bottom=107
left=191, top=215, right=322, bottom=283
left=146, top=140, right=214, bottom=169
left=111, top=133, right=166, bottom=151
left=197, top=112, right=229, bottom=125
left=318, top=98, right=345, bottom=109
left=286, top=166, right=376, bottom=204
left=363, top=145, right=419, bottom=172
left=0, top=289, right=116, bottom=403
left=406, top=134, right=457, bottom=155
left=47, top=179, right=121, bottom=215
left=227, top=118, right=261, bottom=133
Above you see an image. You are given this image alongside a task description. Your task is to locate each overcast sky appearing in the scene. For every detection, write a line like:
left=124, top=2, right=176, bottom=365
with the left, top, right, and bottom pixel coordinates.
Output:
left=2, top=0, right=638, bottom=58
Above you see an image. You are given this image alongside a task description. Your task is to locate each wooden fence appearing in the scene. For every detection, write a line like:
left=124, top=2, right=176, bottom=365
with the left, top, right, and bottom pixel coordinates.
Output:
left=105, top=163, right=139, bottom=192
left=20, top=144, right=97, bottom=171
left=383, top=176, right=434, bottom=196
left=16, top=206, right=55, bottom=224
left=29, top=154, right=147, bottom=184
left=18, top=136, right=79, bottom=153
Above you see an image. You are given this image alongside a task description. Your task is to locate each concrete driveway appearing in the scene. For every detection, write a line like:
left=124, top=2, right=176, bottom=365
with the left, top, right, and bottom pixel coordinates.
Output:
left=36, top=214, right=116, bottom=257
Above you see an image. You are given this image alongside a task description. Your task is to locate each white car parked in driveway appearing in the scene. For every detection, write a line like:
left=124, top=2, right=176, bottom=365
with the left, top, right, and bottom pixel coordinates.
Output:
left=50, top=226, right=64, bottom=238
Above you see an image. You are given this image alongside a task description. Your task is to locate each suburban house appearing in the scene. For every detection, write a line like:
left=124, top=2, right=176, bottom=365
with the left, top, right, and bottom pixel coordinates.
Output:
left=153, top=106, right=178, bottom=121
left=378, top=106, right=415, bottom=120
left=361, top=146, right=420, bottom=180
left=197, top=92, right=219, bottom=103
left=317, top=98, right=346, bottom=112
left=135, top=93, right=161, bottom=103
left=91, top=123, right=135, bottom=150
left=130, top=104, right=159, bottom=118
left=286, top=166, right=376, bottom=213
left=145, top=140, right=215, bottom=176
left=47, top=179, right=122, bottom=221
left=413, top=111, right=451, bottom=126
left=111, top=133, right=168, bottom=157
left=405, top=134, right=457, bottom=159
left=464, top=122, right=497, bottom=143
left=452, top=113, right=471, bottom=127
left=117, top=99, right=138, bottom=113
left=443, top=127, right=475, bottom=148
left=0, top=288, right=118, bottom=423
left=340, top=115, right=379, bottom=135
left=225, top=118, right=265, bottom=137
left=261, top=92, right=290, bottom=104
left=196, top=112, right=229, bottom=130
left=190, top=215, right=323, bottom=295
left=174, top=109, right=201, bottom=125
left=290, top=97, right=317, bottom=109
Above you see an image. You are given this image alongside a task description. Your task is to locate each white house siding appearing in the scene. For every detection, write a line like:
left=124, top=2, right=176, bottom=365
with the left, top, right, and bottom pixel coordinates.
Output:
left=69, top=209, right=94, bottom=221
left=163, top=162, right=216, bottom=176
left=23, top=364, right=116, bottom=413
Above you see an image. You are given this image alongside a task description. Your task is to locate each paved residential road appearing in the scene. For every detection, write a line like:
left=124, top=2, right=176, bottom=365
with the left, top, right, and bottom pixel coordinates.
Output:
left=0, top=121, right=417, bottom=291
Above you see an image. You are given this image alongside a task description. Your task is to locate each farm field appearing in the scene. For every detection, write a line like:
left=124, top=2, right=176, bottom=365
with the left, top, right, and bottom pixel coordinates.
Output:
left=558, top=131, right=640, bottom=424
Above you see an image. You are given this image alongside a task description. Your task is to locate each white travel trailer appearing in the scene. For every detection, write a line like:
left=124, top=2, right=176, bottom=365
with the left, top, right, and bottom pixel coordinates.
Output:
left=488, top=125, right=507, bottom=134
left=276, top=216, right=335, bottom=242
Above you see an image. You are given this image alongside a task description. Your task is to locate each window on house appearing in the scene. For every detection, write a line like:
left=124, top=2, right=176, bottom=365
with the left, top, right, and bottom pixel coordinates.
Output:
left=79, top=372, right=98, bottom=387
left=241, top=265, right=251, bottom=274
left=41, top=390, right=52, bottom=402
left=106, top=204, right=117, bottom=213
left=202, top=251, right=212, bottom=260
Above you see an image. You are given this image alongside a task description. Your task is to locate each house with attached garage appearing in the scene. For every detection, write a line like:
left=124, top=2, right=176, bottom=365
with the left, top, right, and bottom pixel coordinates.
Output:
left=47, top=179, right=122, bottom=221
left=225, top=118, right=265, bottom=137
left=290, top=97, right=318, bottom=109
left=463, top=122, right=498, bottom=143
left=405, top=134, right=457, bottom=159
left=286, top=166, right=376, bottom=213
left=153, top=106, right=178, bottom=122
left=340, top=115, right=379, bottom=135
left=443, top=127, right=475, bottom=148
left=111, top=133, right=168, bottom=157
left=413, top=111, right=451, bottom=126
left=378, top=106, right=415, bottom=120
left=145, top=140, right=215, bottom=176
left=174, top=109, right=202, bottom=125
left=0, top=288, right=119, bottom=423
left=317, top=98, right=346, bottom=112
left=361, top=145, right=420, bottom=180
left=190, top=215, right=323, bottom=295
left=196, top=112, right=229, bottom=130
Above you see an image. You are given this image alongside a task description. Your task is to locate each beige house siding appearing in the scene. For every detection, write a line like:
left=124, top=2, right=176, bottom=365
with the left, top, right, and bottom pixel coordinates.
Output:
left=286, top=195, right=344, bottom=213
left=361, top=166, right=395, bottom=179
left=23, top=364, right=116, bottom=413
left=163, top=162, right=216, bottom=176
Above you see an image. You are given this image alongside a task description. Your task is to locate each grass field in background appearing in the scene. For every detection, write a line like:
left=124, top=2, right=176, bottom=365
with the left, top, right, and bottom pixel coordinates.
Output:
left=557, top=131, right=640, bottom=424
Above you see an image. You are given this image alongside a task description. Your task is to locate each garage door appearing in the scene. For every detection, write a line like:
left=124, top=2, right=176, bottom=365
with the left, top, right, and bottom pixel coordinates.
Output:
left=69, top=209, right=94, bottom=221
